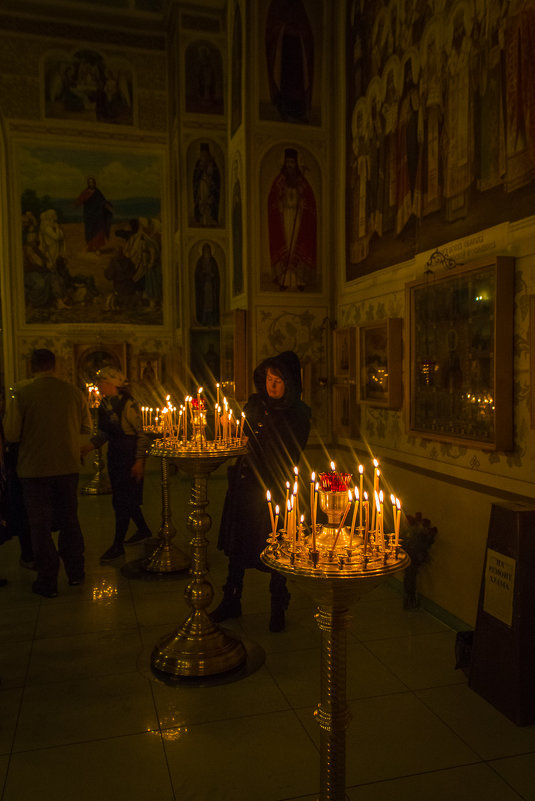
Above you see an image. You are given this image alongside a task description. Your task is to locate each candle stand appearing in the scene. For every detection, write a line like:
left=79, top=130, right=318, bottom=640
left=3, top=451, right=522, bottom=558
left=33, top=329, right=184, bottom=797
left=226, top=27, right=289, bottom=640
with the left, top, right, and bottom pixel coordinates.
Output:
left=261, top=483, right=410, bottom=801
left=143, top=454, right=190, bottom=574
left=150, top=440, right=248, bottom=678
left=81, top=405, right=111, bottom=495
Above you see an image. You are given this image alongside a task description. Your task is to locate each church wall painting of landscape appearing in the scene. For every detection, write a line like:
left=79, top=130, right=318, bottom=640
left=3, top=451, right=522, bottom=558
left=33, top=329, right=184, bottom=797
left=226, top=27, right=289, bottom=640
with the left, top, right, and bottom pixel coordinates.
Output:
left=17, top=143, right=163, bottom=325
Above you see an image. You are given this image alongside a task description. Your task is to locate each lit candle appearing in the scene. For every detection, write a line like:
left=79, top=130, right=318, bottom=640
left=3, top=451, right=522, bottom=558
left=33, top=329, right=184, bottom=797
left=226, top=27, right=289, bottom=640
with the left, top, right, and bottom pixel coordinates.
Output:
left=274, top=504, right=279, bottom=534
left=394, top=497, right=401, bottom=546
left=290, top=495, right=297, bottom=552
left=240, top=412, right=246, bottom=442
left=313, top=482, right=319, bottom=550
left=359, top=464, right=364, bottom=529
left=293, top=478, right=299, bottom=525
left=373, top=459, right=380, bottom=495
left=349, top=487, right=359, bottom=546
left=266, top=490, right=276, bottom=536
left=310, top=472, right=316, bottom=546
left=363, top=492, right=370, bottom=556
left=283, top=481, right=290, bottom=529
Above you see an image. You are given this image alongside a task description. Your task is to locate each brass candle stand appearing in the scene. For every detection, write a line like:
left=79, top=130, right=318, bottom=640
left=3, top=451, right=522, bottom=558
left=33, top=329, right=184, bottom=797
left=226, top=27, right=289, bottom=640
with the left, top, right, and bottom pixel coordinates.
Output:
left=150, top=439, right=248, bottom=678
left=261, top=481, right=410, bottom=801
left=81, top=405, right=111, bottom=495
left=143, top=454, right=190, bottom=574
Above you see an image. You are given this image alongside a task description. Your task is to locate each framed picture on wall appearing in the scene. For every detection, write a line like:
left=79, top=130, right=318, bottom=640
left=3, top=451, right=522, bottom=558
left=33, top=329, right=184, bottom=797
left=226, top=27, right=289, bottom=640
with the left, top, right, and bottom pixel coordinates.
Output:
left=138, top=353, right=162, bottom=384
left=220, top=309, right=247, bottom=403
left=406, top=256, right=514, bottom=450
left=332, top=383, right=358, bottom=439
left=358, top=319, right=402, bottom=408
left=73, top=343, right=127, bottom=392
left=333, top=326, right=356, bottom=381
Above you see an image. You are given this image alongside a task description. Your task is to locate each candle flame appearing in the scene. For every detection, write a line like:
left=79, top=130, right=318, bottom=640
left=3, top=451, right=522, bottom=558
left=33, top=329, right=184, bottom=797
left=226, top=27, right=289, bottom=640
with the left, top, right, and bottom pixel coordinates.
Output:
left=330, top=461, right=336, bottom=471
left=266, top=490, right=271, bottom=502
left=359, top=464, right=364, bottom=474
left=311, top=471, right=315, bottom=482
left=396, top=498, right=401, bottom=511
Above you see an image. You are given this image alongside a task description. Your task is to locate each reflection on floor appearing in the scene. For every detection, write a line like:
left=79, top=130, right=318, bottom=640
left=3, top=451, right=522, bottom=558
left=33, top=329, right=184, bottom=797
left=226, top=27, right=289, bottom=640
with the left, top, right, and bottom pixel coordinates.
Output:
left=1, top=467, right=535, bottom=801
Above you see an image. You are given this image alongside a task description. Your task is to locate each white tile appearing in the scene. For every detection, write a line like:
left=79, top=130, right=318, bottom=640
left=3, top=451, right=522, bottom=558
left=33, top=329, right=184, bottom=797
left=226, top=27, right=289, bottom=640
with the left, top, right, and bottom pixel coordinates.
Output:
left=3, top=732, right=174, bottom=801
left=416, top=684, right=535, bottom=760
left=346, top=762, right=525, bottom=800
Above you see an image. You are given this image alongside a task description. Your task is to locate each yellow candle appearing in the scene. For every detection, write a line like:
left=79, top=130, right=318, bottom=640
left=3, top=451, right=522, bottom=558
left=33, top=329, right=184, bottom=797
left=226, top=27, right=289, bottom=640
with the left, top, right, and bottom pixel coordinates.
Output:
left=283, top=481, right=290, bottom=529
left=332, top=489, right=352, bottom=549
left=349, top=487, right=359, bottom=546
left=395, top=497, right=401, bottom=546
left=358, top=464, right=364, bottom=528
left=274, top=504, right=279, bottom=534
left=266, top=490, right=275, bottom=535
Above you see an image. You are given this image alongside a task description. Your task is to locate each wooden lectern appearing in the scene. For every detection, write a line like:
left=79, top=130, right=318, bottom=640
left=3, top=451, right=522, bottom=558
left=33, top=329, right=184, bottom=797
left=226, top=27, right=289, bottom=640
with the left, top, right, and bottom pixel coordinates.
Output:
left=469, top=502, right=535, bottom=726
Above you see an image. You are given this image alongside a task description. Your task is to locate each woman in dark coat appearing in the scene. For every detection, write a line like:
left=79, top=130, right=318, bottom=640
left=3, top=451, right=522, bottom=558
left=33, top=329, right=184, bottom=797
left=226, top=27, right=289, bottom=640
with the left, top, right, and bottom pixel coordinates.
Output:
left=213, top=350, right=311, bottom=631
left=81, top=367, right=152, bottom=562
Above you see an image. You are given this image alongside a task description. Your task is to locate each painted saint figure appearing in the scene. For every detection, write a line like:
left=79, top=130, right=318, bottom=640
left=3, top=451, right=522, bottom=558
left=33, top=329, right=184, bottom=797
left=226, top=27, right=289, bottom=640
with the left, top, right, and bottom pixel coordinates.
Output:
left=75, top=176, right=113, bottom=254
left=265, top=0, right=314, bottom=123
left=268, top=147, right=317, bottom=291
left=192, top=143, right=221, bottom=227
left=195, top=243, right=220, bottom=326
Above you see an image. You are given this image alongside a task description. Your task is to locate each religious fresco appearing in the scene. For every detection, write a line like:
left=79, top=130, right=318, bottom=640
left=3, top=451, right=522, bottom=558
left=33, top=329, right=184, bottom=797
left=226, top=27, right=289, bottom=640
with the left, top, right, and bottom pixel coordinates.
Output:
left=230, top=2, right=243, bottom=137
left=258, top=0, right=322, bottom=126
left=186, top=139, right=225, bottom=228
left=44, top=49, right=134, bottom=126
left=190, top=239, right=223, bottom=327
left=231, top=156, right=244, bottom=297
left=17, top=143, right=163, bottom=326
left=185, top=40, right=224, bottom=115
left=346, top=0, right=535, bottom=280
left=260, top=144, right=321, bottom=293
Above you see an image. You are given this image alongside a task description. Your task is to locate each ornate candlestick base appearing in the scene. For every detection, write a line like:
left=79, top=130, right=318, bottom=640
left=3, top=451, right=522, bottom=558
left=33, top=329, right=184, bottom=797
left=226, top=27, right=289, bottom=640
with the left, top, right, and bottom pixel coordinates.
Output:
left=150, top=441, right=248, bottom=678
left=143, top=455, right=190, bottom=574
left=261, top=536, right=410, bottom=801
left=80, top=448, right=111, bottom=495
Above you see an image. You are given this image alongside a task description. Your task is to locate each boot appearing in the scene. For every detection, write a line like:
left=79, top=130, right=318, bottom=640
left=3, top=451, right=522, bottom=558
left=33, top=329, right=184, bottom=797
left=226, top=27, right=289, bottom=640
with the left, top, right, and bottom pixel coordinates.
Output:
left=210, top=583, right=242, bottom=622
left=269, top=576, right=291, bottom=632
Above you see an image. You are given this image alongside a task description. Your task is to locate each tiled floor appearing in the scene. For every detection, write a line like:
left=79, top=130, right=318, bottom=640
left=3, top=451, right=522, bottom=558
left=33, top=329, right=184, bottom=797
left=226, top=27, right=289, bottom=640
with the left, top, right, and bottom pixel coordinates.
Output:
left=1, top=466, right=534, bottom=801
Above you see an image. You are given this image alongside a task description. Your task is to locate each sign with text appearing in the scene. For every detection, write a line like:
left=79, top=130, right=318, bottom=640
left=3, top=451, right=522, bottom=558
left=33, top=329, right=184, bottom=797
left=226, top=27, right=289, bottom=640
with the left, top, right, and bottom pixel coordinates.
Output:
left=483, top=548, right=516, bottom=627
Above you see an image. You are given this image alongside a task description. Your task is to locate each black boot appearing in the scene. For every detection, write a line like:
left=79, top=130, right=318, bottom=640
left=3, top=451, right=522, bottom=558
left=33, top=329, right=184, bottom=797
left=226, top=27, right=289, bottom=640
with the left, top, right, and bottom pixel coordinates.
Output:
left=269, top=574, right=291, bottom=632
left=210, top=583, right=242, bottom=622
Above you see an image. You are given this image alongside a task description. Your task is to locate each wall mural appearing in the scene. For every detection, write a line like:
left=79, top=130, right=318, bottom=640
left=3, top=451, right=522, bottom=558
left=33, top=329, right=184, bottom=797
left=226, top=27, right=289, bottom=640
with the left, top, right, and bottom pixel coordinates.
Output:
left=259, top=0, right=322, bottom=126
left=231, top=2, right=243, bottom=137
left=44, top=49, right=134, bottom=126
left=185, top=40, right=224, bottom=115
left=346, top=0, right=535, bottom=280
left=231, top=156, right=244, bottom=296
left=187, top=139, right=224, bottom=228
left=17, top=143, right=163, bottom=325
left=192, top=240, right=221, bottom=327
left=260, top=144, right=320, bottom=293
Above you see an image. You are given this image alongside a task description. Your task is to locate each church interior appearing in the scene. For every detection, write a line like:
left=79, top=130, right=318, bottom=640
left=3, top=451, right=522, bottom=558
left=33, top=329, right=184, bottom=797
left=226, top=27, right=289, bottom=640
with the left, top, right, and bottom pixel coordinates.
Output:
left=1, top=0, right=535, bottom=799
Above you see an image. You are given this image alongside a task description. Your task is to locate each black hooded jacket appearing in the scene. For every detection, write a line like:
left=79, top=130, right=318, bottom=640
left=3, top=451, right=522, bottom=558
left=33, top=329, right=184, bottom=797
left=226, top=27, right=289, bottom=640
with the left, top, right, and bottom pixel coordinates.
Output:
left=217, top=350, right=311, bottom=566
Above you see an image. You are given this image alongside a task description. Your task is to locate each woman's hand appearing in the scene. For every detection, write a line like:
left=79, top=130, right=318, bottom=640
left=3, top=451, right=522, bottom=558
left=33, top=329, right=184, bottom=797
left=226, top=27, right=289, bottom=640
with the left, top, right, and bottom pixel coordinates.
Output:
left=131, top=458, right=145, bottom=482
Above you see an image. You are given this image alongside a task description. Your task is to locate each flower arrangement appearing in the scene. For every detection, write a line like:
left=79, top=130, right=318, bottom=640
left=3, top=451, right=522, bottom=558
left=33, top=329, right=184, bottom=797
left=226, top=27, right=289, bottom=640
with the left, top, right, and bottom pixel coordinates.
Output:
left=400, top=512, right=437, bottom=609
